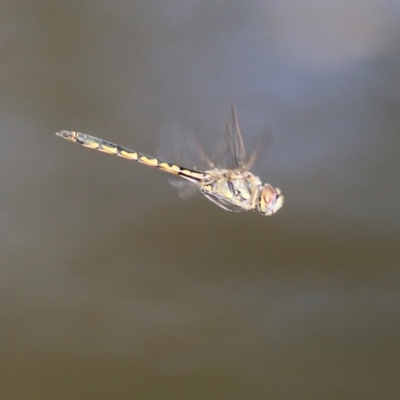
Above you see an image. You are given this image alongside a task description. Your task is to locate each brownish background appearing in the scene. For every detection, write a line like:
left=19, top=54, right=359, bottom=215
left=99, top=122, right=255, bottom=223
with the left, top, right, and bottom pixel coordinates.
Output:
left=0, top=1, right=399, bottom=399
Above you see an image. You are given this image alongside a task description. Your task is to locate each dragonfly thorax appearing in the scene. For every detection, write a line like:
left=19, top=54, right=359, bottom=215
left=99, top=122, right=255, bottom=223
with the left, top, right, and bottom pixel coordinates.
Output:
left=199, top=169, right=263, bottom=213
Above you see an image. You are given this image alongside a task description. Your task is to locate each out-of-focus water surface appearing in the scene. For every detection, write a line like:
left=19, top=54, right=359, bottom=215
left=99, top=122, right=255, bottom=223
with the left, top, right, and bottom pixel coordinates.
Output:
left=1, top=1, right=399, bottom=399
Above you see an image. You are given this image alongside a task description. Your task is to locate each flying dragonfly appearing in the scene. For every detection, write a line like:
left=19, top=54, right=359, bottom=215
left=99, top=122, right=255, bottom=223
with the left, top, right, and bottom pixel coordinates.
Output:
left=56, top=104, right=283, bottom=215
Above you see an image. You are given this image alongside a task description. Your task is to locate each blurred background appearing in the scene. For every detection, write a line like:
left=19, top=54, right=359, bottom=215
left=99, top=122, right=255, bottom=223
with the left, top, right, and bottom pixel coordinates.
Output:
left=1, top=1, right=399, bottom=399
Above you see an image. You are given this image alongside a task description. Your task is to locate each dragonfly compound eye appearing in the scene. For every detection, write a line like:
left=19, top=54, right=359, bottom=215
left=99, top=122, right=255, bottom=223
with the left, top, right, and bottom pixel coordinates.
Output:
left=258, top=185, right=284, bottom=216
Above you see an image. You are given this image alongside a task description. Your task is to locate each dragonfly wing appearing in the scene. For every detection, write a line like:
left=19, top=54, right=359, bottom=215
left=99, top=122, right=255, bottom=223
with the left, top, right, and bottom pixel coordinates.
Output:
left=223, top=103, right=246, bottom=170
left=243, top=133, right=271, bottom=170
left=201, top=191, right=245, bottom=212
left=168, top=178, right=199, bottom=200
left=157, top=123, right=213, bottom=172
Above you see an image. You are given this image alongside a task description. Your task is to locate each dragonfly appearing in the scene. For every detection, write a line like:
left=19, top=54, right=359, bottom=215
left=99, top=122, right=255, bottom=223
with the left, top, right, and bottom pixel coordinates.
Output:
left=56, top=105, right=283, bottom=215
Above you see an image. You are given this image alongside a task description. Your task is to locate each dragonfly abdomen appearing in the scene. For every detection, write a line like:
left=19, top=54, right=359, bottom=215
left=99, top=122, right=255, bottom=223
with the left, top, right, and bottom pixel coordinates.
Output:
left=55, top=130, right=205, bottom=182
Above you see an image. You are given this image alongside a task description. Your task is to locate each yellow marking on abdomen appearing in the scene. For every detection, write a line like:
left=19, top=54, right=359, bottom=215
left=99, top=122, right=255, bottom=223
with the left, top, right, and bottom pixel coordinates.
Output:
left=180, top=170, right=204, bottom=180
left=99, top=144, right=118, bottom=154
left=83, top=137, right=100, bottom=149
left=159, top=163, right=181, bottom=174
left=119, top=150, right=138, bottom=160
left=139, top=156, right=159, bottom=167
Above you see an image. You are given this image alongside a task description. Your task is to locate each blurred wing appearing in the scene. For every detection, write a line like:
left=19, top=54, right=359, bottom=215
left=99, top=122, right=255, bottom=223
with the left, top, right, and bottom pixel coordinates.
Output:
left=243, top=133, right=271, bottom=170
left=157, top=123, right=212, bottom=172
left=168, top=178, right=199, bottom=200
left=201, top=191, right=246, bottom=212
left=224, top=103, right=246, bottom=170
left=186, top=123, right=215, bottom=169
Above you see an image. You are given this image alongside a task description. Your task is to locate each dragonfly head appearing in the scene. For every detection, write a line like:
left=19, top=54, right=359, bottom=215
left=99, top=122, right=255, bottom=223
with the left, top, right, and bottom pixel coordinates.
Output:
left=258, top=185, right=284, bottom=216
